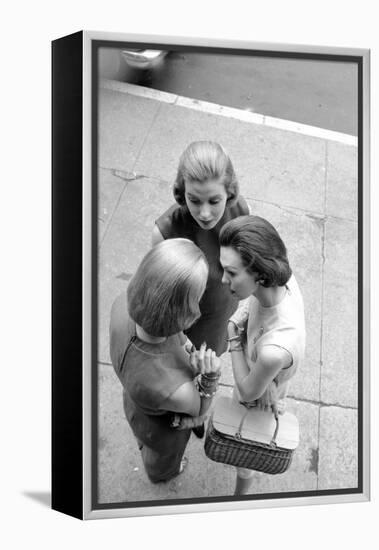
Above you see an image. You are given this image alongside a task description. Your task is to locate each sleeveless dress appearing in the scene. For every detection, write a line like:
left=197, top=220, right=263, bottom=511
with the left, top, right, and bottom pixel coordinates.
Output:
left=155, top=197, right=249, bottom=355
left=233, top=274, right=306, bottom=403
left=109, top=292, right=196, bottom=482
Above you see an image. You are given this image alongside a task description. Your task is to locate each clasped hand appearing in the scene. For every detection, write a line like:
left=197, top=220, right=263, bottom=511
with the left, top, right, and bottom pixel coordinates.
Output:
left=175, top=414, right=207, bottom=430
left=186, top=341, right=221, bottom=376
left=255, top=382, right=286, bottom=415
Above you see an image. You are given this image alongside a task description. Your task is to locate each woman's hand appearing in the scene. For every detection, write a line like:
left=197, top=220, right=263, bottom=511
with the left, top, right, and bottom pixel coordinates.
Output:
left=227, top=320, right=247, bottom=352
left=255, top=381, right=277, bottom=410
left=255, top=381, right=287, bottom=415
left=227, top=312, right=248, bottom=343
left=190, top=342, right=221, bottom=376
left=228, top=300, right=249, bottom=336
left=175, top=415, right=207, bottom=430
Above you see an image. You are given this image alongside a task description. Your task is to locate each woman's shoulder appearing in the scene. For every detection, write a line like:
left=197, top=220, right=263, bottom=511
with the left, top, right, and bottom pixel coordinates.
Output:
left=109, top=292, right=136, bottom=369
left=155, top=203, right=192, bottom=238
left=130, top=344, right=195, bottom=405
left=110, top=292, right=129, bottom=331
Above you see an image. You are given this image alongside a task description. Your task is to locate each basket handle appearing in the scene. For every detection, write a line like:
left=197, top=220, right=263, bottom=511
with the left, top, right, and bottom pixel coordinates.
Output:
left=236, top=405, right=280, bottom=447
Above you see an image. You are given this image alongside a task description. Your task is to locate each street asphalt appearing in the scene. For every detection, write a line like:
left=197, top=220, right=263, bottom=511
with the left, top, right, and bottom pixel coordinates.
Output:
left=97, top=78, right=358, bottom=505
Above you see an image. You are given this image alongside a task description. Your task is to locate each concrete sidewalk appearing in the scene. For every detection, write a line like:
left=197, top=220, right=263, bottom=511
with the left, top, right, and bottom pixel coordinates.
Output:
left=97, top=79, right=358, bottom=503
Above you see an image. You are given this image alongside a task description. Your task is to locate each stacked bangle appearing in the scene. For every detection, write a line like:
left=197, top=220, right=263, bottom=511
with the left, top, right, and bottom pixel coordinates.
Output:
left=196, top=372, right=220, bottom=398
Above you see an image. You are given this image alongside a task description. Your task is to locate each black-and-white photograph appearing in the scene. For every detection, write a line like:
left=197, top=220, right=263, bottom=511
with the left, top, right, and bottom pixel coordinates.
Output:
left=93, top=37, right=367, bottom=514
left=4, top=0, right=379, bottom=542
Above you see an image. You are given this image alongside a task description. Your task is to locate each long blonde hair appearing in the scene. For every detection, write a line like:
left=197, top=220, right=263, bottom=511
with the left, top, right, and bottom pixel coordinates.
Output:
left=127, top=239, right=208, bottom=336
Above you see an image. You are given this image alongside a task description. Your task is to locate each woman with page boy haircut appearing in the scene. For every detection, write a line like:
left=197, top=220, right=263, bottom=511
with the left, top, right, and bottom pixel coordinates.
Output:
left=219, top=215, right=306, bottom=495
left=152, top=141, right=250, bottom=356
left=110, top=238, right=222, bottom=483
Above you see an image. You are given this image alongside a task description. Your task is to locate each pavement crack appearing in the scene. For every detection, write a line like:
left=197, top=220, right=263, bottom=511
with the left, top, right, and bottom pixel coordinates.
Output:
left=112, top=169, right=146, bottom=182
left=324, top=141, right=329, bottom=214
left=132, top=102, right=163, bottom=172
left=98, top=168, right=149, bottom=249
left=288, top=393, right=357, bottom=410
left=305, top=212, right=326, bottom=229
left=116, top=272, right=134, bottom=281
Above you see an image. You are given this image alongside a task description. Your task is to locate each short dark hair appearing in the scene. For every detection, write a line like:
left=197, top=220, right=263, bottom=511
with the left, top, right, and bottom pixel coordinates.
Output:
left=173, top=141, right=239, bottom=206
left=127, top=239, right=208, bottom=337
left=219, top=215, right=292, bottom=287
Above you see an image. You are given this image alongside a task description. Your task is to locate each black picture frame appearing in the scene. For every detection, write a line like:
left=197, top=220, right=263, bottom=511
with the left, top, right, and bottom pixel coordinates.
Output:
left=52, top=30, right=370, bottom=520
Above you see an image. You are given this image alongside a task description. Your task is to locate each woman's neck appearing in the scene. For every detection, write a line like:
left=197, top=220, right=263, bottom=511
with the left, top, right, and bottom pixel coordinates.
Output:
left=254, top=285, right=287, bottom=308
left=135, top=324, right=167, bottom=344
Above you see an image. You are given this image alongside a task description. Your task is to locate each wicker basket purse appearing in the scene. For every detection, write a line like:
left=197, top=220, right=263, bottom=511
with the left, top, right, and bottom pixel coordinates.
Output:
left=204, top=396, right=299, bottom=474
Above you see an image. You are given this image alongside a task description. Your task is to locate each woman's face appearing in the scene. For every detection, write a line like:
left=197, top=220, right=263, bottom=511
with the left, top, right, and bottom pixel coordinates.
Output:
left=184, top=178, right=228, bottom=230
left=220, top=246, right=260, bottom=300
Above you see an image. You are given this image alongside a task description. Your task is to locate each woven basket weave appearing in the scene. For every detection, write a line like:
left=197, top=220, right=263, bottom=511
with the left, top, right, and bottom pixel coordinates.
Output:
left=204, top=417, right=294, bottom=474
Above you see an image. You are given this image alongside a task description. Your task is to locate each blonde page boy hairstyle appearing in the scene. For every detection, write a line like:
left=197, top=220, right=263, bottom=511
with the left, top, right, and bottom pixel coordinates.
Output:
left=173, top=141, right=239, bottom=206
left=127, top=239, right=209, bottom=337
left=219, top=215, right=292, bottom=287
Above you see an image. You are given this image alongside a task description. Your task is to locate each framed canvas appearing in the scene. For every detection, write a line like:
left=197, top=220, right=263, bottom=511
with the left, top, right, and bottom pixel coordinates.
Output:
left=52, top=30, right=370, bottom=520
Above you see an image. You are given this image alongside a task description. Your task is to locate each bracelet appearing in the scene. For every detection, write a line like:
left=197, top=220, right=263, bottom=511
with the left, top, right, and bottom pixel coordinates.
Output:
left=198, top=388, right=217, bottom=398
left=228, top=319, right=244, bottom=332
left=198, top=375, right=218, bottom=391
left=198, top=375, right=220, bottom=391
left=201, top=371, right=221, bottom=381
left=227, top=334, right=242, bottom=342
left=196, top=375, right=218, bottom=398
left=229, top=346, right=243, bottom=353
left=196, top=384, right=217, bottom=398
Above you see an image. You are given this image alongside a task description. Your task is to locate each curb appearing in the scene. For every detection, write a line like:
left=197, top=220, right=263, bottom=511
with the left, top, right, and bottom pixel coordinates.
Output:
left=100, top=78, right=357, bottom=147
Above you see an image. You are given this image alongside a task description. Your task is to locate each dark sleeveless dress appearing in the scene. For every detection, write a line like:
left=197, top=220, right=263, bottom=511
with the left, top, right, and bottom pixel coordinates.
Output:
left=109, top=292, right=195, bottom=483
left=155, top=197, right=249, bottom=355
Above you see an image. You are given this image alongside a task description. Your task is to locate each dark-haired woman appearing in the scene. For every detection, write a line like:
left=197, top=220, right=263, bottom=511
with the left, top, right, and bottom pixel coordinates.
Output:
left=110, top=238, right=221, bottom=483
left=219, top=215, right=306, bottom=495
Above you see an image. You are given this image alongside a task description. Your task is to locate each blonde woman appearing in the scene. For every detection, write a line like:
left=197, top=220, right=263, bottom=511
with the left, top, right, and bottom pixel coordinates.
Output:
left=110, top=239, right=221, bottom=483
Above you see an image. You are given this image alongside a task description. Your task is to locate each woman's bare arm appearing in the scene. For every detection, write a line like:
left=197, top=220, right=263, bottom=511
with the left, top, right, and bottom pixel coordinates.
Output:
left=160, top=344, right=221, bottom=418
left=161, top=381, right=202, bottom=417
left=231, top=345, right=289, bottom=402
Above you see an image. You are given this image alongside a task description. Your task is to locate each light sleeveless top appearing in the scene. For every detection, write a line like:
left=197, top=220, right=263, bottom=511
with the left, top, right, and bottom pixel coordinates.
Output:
left=244, top=274, right=306, bottom=399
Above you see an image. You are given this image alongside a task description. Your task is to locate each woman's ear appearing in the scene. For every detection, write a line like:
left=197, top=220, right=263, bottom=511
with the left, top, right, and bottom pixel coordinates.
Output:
left=255, top=275, right=266, bottom=286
